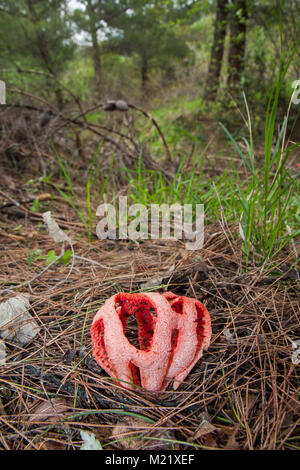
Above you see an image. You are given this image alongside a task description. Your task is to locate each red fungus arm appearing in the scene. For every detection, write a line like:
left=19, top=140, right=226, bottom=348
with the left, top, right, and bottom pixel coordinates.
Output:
left=163, top=292, right=211, bottom=389
left=90, top=291, right=211, bottom=392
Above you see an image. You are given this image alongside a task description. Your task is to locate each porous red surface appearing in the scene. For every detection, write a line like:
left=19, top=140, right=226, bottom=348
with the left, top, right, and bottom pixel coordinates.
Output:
left=90, top=291, right=211, bottom=391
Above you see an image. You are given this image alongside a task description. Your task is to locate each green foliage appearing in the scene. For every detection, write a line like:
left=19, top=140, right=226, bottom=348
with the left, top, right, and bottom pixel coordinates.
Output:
left=26, top=248, right=72, bottom=266
left=0, top=0, right=75, bottom=105
left=50, top=142, right=113, bottom=241
left=105, top=0, right=192, bottom=89
left=63, top=51, right=140, bottom=103
left=30, top=198, right=40, bottom=212
left=46, top=249, right=72, bottom=265
left=26, top=249, right=43, bottom=265
left=62, top=52, right=95, bottom=103
left=219, top=38, right=300, bottom=265
left=72, top=0, right=134, bottom=33
left=123, top=149, right=240, bottom=227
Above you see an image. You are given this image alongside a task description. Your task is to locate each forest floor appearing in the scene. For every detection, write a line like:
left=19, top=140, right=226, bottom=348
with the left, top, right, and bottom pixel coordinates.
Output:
left=0, top=104, right=299, bottom=451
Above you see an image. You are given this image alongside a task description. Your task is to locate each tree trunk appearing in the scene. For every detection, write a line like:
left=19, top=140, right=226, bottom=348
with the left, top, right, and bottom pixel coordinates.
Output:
left=26, top=0, right=64, bottom=109
left=141, top=57, right=149, bottom=96
left=36, top=30, right=65, bottom=109
left=205, top=0, right=228, bottom=101
left=87, top=0, right=102, bottom=99
left=227, top=0, right=248, bottom=92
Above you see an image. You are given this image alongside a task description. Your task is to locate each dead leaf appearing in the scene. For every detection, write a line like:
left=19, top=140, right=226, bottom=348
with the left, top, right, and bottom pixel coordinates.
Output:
left=0, top=397, right=5, bottom=415
left=281, top=410, right=294, bottom=429
left=80, top=430, right=102, bottom=450
left=223, top=328, right=235, bottom=344
left=0, top=339, right=6, bottom=365
left=110, top=417, right=175, bottom=450
left=26, top=230, right=39, bottom=239
left=36, top=438, right=66, bottom=450
left=291, top=339, right=300, bottom=365
left=0, top=294, right=40, bottom=345
left=281, top=264, right=300, bottom=280
left=201, top=433, right=218, bottom=449
left=36, top=193, right=53, bottom=202
left=224, top=425, right=240, bottom=450
left=28, top=398, right=73, bottom=423
left=26, top=399, right=72, bottom=450
left=194, top=413, right=217, bottom=439
left=42, top=211, right=70, bottom=243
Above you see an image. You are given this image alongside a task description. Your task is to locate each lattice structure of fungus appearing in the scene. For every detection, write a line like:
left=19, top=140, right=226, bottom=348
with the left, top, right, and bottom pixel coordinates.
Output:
left=90, top=291, right=211, bottom=391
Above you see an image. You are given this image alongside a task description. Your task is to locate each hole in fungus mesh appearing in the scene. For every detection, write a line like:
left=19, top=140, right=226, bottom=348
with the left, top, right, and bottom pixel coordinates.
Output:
left=149, top=308, right=157, bottom=317
left=129, top=361, right=141, bottom=386
left=195, top=303, right=206, bottom=349
left=124, top=312, right=140, bottom=348
left=170, top=298, right=183, bottom=315
left=119, top=298, right=157, bottom=351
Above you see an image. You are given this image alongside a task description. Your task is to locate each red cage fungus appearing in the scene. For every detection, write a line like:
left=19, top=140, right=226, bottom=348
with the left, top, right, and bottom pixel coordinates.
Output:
left=90, top=291, right=211, bottom=391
